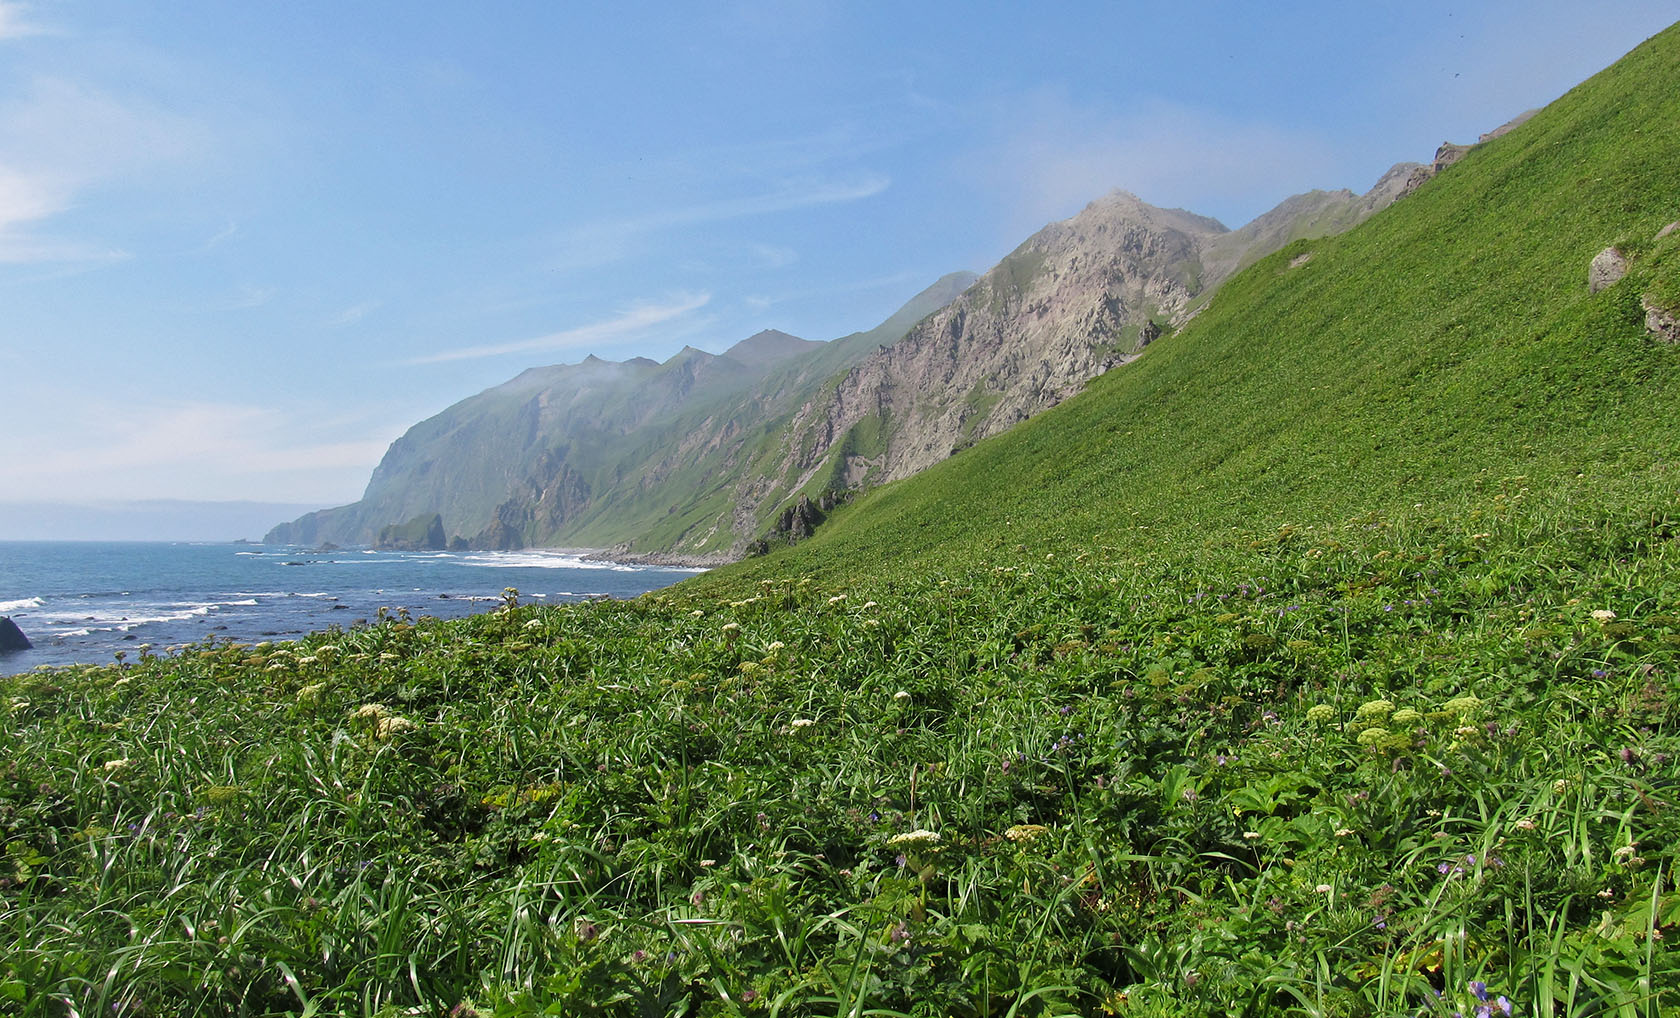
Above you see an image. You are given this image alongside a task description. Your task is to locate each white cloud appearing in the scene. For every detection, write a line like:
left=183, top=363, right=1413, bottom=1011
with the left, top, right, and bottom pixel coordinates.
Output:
left=5, top=398, right=394, bottom=503
left=408, top=292, right=713, bottom=365
left=0, top=2, right=44, bottom=41
left=0, top=75, right=210, bottom=264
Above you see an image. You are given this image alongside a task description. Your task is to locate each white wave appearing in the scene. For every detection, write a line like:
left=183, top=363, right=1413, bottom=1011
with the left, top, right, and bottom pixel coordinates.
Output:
left=27, top=597, right=261, bottom=634
left=451, top=550, right=638, bottom=571
left=0, top=596, right=44, bottom=613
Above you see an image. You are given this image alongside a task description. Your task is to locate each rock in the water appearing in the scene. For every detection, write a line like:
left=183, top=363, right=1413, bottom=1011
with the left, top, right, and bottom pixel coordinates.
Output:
left=1645, top=296, right=1680, bottom=343
left=1589, top=247, right=1628, bottom=293
left=0, top=616, right=32, bottom=651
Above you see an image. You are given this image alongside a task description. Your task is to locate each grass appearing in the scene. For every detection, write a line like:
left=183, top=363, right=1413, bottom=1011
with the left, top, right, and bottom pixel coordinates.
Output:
left=5, top=20, right=1680, bottom=1018
left=2, top=506, right=1675, bottom=1015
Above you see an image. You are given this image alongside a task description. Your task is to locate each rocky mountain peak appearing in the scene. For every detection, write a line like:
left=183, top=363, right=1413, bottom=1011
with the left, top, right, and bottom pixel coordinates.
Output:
left=722, top=329, right=820, bottom=370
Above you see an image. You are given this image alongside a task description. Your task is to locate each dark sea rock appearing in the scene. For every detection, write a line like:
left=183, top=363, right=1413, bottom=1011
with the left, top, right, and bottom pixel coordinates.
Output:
left=0, top=616, right=31, bottom=651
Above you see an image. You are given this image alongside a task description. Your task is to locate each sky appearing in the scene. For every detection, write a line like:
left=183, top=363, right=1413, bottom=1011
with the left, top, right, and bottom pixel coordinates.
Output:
left=2, top=1, right=1676, bottom=531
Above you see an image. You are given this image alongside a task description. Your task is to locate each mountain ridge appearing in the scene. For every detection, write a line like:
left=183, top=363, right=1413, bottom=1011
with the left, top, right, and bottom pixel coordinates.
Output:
left=268, top=153, right=1439, bottom=560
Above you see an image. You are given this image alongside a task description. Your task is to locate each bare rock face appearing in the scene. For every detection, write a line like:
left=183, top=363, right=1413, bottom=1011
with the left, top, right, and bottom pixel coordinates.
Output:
left=1432, top=142, right=1474, bottom=173
left=764, top=192, right=1227, bottom=493
left=1645, top=296, right=1680, bottom=343
left=1589, top=247, right=1629, bottom=293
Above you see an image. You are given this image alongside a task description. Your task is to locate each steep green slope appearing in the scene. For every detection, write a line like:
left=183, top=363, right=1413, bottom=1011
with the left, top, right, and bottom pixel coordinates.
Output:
left=700, top=23, right=1680, bottom=593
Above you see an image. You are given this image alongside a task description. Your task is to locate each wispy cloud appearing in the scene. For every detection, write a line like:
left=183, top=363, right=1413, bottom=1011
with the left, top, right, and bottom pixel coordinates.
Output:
left=0, top=1, right=45, bottom=41
left=0, top=164, right=128, bottom=263
left=0, top=75, right=210, bottom=265
left=199, top=221, right=239, bottom=250
left=5, top=397, right=395, bottom=503
left=617, top=174, right=888, bottom=235
left=407, top=292, right=713, bottom=365
left=329, top=299, right=381, bottom=327
left=549, top=174, right=888, bottom=271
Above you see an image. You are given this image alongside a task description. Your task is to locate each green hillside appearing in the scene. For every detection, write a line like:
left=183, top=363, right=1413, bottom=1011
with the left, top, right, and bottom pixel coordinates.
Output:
left=5, top=25, right=1680, bottom=1018
left=697, top=26, right=1680, bottom=591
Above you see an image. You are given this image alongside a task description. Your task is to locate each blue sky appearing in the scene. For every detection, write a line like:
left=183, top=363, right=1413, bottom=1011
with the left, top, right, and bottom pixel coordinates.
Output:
left=2, top=1, right=1675, bottom=516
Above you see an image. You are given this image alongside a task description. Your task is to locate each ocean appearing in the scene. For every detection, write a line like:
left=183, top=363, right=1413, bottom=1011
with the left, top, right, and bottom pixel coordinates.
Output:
left=0, top=541, right=702, bottom=675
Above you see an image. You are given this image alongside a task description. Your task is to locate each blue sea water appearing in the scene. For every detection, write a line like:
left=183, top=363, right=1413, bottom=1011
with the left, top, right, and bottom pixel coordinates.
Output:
left=0, top=541, right=702, bottom=675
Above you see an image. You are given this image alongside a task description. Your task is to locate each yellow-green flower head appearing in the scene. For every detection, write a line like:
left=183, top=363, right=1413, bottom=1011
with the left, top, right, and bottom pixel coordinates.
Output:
left=1355, top=699, right=1395, bottom=720
left=1391, top=708, right=1424, bottom=726
left=1306, top=704, right=1337, bottom=723
left=1357, top=726, right=1391, bottom=746
left=1004, top=824, right=1048, bottom=843
left=353, top=703, right=390, bottom=721
left=1441, top=695, right=1483, bottom=716
left=375, top=716, right=420, bottom=740
left=886, top=829, right=940, bottom=848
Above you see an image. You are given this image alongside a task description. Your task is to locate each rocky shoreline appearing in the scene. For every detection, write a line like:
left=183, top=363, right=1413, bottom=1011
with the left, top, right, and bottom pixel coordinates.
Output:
left=582, top=546, right=733, bottom=569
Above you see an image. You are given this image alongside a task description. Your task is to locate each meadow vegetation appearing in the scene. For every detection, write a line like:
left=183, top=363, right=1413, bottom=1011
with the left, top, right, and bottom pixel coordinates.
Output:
left=4, top=21, right=1680, bottom=1018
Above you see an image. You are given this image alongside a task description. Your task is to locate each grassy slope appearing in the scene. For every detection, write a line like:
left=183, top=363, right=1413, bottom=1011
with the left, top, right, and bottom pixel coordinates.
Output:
left=3, top=27, right=1680, bottom=1018
left=697, top=25, right=1680, bottom=592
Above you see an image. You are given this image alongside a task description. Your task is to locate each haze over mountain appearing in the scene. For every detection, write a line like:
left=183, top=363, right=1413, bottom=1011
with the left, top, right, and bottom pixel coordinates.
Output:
left=270, top=162, right=1421, bottom=559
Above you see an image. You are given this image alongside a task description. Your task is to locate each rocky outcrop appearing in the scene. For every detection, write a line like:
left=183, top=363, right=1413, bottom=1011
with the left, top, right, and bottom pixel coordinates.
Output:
left=0, top=616, right=31, bottom=651
left=1400, top=141, right=1475, bottom=197
left=1645, top=296, right=1680, bottom=343
left=775, top=495, right=825, bottom=540
left=377, top=512, right=446, bottom=551
left=1396, top=112, right=1535, bottom=199
left=1589, top=247, right=1629, bottom=293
